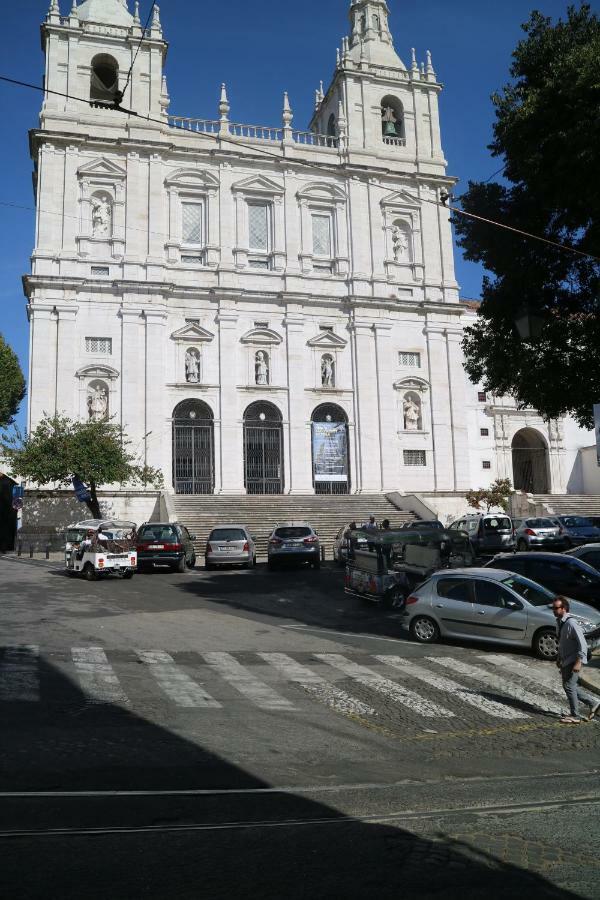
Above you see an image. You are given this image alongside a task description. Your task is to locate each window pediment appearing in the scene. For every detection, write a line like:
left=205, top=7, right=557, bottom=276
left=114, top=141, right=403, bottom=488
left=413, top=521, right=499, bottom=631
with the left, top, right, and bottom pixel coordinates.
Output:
left=170, top=324, right=215, bottom=343
left=76, top=364, right=119, bottom=380
left=394, top=376, right=429, bottom=393
left=381, top=189, right=420, bottom=210
left=296, top=182, right=346, bottom=203
left=77, top=157, right=126, bottom=180
left=231, top=175, right=284, bottom=195
left=165, top=168, right=220, bottom=190
left=307, top=330, right=347, bottom=349
left=240, top=328, right=283, bottom=346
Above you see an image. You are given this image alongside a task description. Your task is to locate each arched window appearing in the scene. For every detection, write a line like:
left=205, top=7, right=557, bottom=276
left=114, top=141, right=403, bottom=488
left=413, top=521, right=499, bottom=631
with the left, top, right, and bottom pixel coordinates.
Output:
left=311, top=404, right=349, bottom=495
left=172, top=400, right=214, bottom=495
left=327, top=114, right=337, bottom=137
left=90, top=54, right=120, bottom=103
left=373, top=14, right=381, bottom=32
left=244, top=402, right=283, bottom=495
left=381, top=95, right=405, bottom=144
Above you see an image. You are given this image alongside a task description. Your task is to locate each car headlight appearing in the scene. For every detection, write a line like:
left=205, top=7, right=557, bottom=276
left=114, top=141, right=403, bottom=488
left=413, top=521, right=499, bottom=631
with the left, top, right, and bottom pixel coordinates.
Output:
left=573, top=617, right=595, bottom=632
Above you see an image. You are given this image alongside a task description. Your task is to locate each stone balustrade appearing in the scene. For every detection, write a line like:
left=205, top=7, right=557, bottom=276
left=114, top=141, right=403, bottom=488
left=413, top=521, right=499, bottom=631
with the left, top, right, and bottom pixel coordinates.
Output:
left=167, top=116, right=340, bottom=149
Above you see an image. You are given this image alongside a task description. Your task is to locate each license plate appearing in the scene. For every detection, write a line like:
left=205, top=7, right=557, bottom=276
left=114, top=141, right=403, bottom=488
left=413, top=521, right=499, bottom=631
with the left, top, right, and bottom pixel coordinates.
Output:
left=148, top=545, right=164, bottom=550
left=284, top=543, right=300, bottom=549
left=219, top=547, right=233, bottom=552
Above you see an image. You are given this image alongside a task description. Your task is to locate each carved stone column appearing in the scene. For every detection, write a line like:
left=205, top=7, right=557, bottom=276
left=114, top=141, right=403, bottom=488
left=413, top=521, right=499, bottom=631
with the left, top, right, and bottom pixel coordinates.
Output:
left=217, top=309, right=244, bottom=493
left=284, top=313, right=312, bottom=493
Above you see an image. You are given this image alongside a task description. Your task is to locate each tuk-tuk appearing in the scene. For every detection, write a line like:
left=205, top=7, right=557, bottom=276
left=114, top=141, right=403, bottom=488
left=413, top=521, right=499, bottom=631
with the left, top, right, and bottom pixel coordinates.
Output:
left=344, top=526, right=474, bottom=604
left=64, top=519, right=138, bottom=581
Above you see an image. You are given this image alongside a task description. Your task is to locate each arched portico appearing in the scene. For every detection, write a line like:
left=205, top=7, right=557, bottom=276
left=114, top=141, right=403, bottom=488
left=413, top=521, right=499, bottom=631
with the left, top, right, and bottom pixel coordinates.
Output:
left=311, top=404, right=350, bottom=495
left=172, top=399, right=215, bottom=495
left=243, top=401, right=284, bottom=495
left=512, top=428, right=550, bottom=493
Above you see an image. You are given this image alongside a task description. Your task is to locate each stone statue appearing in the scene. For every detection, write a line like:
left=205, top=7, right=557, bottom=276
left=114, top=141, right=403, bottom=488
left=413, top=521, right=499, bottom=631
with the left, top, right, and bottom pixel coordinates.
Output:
left=255, top=351, right=269, bottom=385
left=382, top=106, right=397, bottom=125
left=321, top=355, right=335, bottom=388
left=91, top=195, right=112, bottom=237
left=185, top=348, right=200, bottom=384
left=392, top=225, right=409, bottom=261
left=403, top=396, right=420, bottom=431
left=88, top=384, right=108, bottom=421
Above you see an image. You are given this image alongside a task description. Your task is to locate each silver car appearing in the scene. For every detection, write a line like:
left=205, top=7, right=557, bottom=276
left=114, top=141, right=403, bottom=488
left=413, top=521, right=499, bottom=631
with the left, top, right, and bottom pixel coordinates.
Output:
left=402, top=568, right=600, bottom=659
left=205, top=525, right=256, bottom=569
left=333, top=526, right=368, bottom=565
left=565, top=544, right=600, bottom=572
left=513, top=517, right=565, bottom=552
left=267, top=522, right=321, bottom=570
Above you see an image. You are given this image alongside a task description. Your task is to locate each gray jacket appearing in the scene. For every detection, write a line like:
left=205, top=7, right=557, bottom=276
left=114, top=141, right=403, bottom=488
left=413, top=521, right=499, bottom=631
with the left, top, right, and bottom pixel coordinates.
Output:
left=557, top=615, right=588, bottom=668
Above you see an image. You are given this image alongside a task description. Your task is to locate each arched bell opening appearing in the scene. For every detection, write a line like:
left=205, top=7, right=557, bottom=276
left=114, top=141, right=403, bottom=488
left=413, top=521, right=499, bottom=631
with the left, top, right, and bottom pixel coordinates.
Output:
left=311, top=404, right=350, bottom=495
left=172, top=399, right=215, bottom=495
left=511, top=428, right=550, bottom=494
left=90, top=54, right=120, bottom=103
left=243, top=402, right=284, bottom=495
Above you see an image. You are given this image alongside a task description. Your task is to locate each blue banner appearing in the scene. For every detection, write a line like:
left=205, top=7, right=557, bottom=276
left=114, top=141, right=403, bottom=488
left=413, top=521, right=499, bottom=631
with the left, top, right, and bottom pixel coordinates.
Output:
left=72, top=477, right=92, bottom=503
left=312, top=422, right=348, bottom=482
left=11, top=484, right=24, bottom=511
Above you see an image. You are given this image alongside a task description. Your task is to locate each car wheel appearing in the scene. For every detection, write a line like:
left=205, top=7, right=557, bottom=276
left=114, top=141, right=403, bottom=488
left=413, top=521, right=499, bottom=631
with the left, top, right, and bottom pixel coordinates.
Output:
left=122, top=570, right=134, bottom=580
left=409, top=616, right=440, bottom=644
left=245, top=556, right=255, bottom=570
left=83, top=563, right=98, bottom=582
left=187, top=554, right=196, bottom=570
left=517, top=539, right=528, bottom=552
left=174, top=556, right=186, bottom=574
left=533, top=628, right=558, bottom=660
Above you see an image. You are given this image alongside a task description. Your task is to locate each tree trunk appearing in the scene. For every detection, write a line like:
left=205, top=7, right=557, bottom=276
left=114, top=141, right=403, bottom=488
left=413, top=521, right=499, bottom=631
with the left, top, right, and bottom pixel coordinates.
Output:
left=85, top=480, right=102, bottom=519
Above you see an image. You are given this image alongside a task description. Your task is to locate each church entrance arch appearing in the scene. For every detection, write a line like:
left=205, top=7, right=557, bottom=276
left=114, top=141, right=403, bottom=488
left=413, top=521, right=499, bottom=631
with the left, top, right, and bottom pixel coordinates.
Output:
left=172, top=400, right=215, bottom=495
left=311, top=404, right=350, bottom=495
left=511, top=428, right=550, bottom=494
left=243, top=402, right=284, bottom=495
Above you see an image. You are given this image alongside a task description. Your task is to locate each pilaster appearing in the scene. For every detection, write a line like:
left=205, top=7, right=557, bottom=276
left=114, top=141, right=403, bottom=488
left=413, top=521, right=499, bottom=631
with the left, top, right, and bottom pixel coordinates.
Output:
left=350, top=321, right=381, bottom=491
left=284, top=313, right=312, bottom=493
left=445, top=329, right=471, bottom=490
left=55, top=305, right=79, bottom=416
left=217, top=309, right=244, bottom=493
left=425, top=325, right=454, bottom=490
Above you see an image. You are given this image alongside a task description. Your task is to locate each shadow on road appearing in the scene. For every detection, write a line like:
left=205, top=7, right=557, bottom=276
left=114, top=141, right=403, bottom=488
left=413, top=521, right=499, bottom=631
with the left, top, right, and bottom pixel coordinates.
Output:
left=0, top=653, right=581, bottom=900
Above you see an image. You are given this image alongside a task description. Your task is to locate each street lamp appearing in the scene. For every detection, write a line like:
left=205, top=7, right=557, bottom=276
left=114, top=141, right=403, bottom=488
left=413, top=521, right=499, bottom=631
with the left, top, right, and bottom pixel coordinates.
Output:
left=514, top=306, right=545, bottom=341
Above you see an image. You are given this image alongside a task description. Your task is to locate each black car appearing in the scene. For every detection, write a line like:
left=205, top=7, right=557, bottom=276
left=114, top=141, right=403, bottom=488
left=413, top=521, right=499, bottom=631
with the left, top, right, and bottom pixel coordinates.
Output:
left=404, top=520, right=444, bottom=531
left=136, top=522, right=197, bottom=572
left=486, top=552, right=600, bottom=608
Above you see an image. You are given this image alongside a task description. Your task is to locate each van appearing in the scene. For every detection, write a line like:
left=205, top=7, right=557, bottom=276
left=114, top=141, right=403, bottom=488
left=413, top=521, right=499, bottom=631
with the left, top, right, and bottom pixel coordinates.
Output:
left=449, top=513, right=515, bottom=556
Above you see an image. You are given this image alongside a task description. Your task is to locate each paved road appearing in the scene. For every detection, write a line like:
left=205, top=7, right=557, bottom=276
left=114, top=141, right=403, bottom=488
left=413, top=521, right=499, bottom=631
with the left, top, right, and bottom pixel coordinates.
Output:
left=1, top=556, right=599, bottom=898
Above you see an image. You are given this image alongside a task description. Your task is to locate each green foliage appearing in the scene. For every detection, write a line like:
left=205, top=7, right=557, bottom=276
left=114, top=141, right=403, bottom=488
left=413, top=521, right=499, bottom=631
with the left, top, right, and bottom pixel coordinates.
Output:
left=455, top=5, right=600, bottom=428
left=466, top=479, right=513, bottom=514
left=0, top=333, right=26, bottom=428
left=2, top=416, right=163, bottom=518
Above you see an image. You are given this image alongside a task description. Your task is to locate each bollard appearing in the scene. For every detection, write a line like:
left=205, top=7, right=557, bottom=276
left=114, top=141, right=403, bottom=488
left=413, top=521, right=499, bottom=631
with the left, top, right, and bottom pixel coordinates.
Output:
left=29, top=544, right=34, bottom=559
left=17, top=541, right=22, bottom=557
left=46, top=544, right=51, bottom=560
left=321, top=544, right=326, bottom=562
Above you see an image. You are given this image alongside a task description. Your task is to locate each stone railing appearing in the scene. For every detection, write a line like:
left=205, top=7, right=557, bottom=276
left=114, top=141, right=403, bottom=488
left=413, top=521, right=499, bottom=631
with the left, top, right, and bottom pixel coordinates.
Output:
left=382, top=136, right=407, bottom=147
left=167, top=116, right=340, bottom=149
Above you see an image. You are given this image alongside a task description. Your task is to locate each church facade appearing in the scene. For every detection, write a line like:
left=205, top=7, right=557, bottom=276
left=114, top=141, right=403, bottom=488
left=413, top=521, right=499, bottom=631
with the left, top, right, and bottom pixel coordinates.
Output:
left=24, top=0, right=594, bottom=500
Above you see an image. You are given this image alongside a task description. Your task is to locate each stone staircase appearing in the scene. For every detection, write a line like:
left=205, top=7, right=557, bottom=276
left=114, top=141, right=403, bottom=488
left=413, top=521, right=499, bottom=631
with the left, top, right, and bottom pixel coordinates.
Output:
left=173, top=494, right=416, bottom=559
left=533, top=495, right=600, bottom=517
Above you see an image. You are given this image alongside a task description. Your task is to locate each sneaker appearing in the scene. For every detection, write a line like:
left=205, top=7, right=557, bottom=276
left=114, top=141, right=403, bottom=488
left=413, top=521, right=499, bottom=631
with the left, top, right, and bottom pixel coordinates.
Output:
left=559, top=716, right=581, bottom=725
left=587, top=702, right=600, bottom=721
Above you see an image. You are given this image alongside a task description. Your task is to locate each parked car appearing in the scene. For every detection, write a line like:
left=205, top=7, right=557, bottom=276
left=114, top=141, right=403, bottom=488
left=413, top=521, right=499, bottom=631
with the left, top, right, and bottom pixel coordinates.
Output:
left=512, top=517, right=565, bottom=552
left=267, top=523, right=320, bottom=570
left=403, top=520, right=444, bottom=531
left=205, top=526, right=256, bottom=570
left=587, top=517, right=600, bottom=530
left=448, top=513, right=515, bottom=556
left=333, top=525, right=368, bottom=565
left=402, top=568, right=600, bottom=659
left=550, top=515, right=600, bottom=548
left=564, top=544, right=600, bottom=572
left=136, top=522, right=196, bottom=573
left=485, top=552, right=600, bottom=608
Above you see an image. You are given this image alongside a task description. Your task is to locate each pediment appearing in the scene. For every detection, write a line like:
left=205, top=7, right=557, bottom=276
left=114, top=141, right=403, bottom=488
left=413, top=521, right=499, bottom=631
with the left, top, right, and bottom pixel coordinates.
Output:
left=170, top=324, right=215, bottom=343
left=165, top=168, right=220, bottom=190
left=240, top=328, right=283, bottom=346
left=75, top=364, right=120, bottom=380
left=307, top=331, right=347, bottom=349
left=231, top=175, right=284, bottom=195
left=296, top=181, right=346, bottom=202
left=394, top=376, right=429, bottom=393
left=77, top=157, right=126, bottom=180
left=381, top=189, right=420, bottom=209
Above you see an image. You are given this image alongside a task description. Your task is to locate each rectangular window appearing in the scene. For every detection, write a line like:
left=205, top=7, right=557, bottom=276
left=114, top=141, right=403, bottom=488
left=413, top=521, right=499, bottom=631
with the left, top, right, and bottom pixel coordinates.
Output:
left=398, top=352, right=421, bottom=368
left=254, top=321, right=269, bottom=329
left=182, top=202, right=203, bottom=244
left=480, top=428, right=490, bottom=437
left=482, top=460, right=492, bottom=470
left=403, top=450, right=426, bottom=467
left=85, top=337, right=112, bottom=355
left=478, top=391, right=487, bottom=402
left=248, top=203, right=270, bottom=253
left=312, top=213, right=332, bottom=258
left=91, top=266, right=110, bottom=277
left=181, top=255, right=204, bottom=264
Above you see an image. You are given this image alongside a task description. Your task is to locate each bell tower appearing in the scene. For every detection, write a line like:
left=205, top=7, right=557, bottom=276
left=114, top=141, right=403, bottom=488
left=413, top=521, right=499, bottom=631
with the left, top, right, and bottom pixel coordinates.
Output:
left=348, top=0, right=404, bottom=67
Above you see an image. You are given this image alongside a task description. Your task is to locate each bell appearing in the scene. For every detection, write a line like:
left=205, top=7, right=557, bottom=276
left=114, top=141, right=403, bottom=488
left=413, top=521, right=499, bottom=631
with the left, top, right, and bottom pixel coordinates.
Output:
left=383, top=121, right=398, bottom=137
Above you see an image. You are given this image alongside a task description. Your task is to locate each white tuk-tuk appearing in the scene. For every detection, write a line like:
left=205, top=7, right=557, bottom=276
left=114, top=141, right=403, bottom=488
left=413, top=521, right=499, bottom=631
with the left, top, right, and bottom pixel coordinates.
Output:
left=64, top=519, right=138, bottom=581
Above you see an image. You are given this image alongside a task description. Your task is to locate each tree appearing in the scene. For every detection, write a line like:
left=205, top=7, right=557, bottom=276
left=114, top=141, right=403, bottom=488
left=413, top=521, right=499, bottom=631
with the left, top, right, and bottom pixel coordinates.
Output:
left=455, top=5, right=600, bottom=429
left=0, top=334, right=26, bottom=428
left=466, top=479, right=513, bottom=514
left=1, top=415, right=162, bottom=519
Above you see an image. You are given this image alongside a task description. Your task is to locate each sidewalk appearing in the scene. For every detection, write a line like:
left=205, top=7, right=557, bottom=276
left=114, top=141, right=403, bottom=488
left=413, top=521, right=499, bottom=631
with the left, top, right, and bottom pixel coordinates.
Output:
left=581, top=652, right=600, bottom=696
left=0, top=550, right=63, bottom=564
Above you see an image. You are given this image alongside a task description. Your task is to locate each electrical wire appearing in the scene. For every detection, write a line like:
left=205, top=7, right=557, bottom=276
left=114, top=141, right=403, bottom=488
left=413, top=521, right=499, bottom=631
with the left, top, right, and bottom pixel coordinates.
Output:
left=121, top=2, right=156, bottom=101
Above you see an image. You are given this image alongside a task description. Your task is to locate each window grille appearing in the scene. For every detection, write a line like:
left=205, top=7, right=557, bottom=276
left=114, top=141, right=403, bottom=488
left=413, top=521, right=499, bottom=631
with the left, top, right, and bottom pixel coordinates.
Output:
left=185, top=319, right=200, bottom=326
left=482, top=460, right=492, bottom=470
left=312, top=214, right=332, bottom=258
left=403, top=450, right=426, bottom=467
left=254, top=322, right=269, bottom=329
left=478, top=391, right=487, bottom=402
left=181, top=254, right=204, bottom=264
left=91, top=266, right=110, bottom=277
left=480, top=428, right=490, bottom=437
left=248, top=203, right=269, bottom=252
left=398, top=351, right=421, bottom=368
left=85, top=337, right=112, bottom=355
left=182, top=203, right=203, bottom=244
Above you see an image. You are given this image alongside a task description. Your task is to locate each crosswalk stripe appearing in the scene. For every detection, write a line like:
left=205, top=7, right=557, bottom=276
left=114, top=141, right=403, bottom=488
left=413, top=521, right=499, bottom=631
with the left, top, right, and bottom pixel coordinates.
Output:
left=203, top=652, right=296, bottom=711
left=259, top=653, right=375, bottom=717
left=315, top=654, right=454, bottom=718
left=137, top=651, right=221, bottom=709
left=431, top=657, right=564, bottom=715
left=376, top=656, right=528, bottom=720
left=0, top=646, right=39, bottom=702
left=482, top=655, right=565, bottom=697
left=72, top=647, right=130, bottom=706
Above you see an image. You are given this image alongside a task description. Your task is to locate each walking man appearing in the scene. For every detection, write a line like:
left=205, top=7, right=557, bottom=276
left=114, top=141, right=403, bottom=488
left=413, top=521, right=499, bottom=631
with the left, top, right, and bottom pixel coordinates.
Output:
left=553, top=596, right=600, bottom=724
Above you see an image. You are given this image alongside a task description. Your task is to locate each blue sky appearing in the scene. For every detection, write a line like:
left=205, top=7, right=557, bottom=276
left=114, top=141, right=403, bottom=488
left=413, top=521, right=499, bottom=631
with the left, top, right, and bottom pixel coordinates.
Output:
left=0, top=0, right=592, bottom=427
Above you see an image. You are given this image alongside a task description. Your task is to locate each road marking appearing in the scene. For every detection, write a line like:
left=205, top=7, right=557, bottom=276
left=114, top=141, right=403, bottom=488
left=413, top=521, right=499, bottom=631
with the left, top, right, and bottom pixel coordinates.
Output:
left=203, top=652, right=296, bottom=711
left=259, top=652, right=375, bottom=717
left=72, top=647, right=129, bottom=706
left=0, top=646, right=40, bottom=702
left=137, top=651, right=220, bottom=709
left=431, top=657, right=564, bottom=716
left=376, top=656, right=528, bottom=720
left=315, top=654, right=454, bottom=718
left=482, top=655, right=565, bottom=696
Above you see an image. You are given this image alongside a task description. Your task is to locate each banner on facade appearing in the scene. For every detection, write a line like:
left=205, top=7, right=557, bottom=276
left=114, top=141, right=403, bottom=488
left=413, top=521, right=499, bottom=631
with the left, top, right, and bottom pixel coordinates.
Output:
left=72, top=477, right=91, bottom=503
left=594, top=404, right=600, bottom=467
left=312, top=422, right=348, bottom=482
left=11, top=484, right=24, bottom=511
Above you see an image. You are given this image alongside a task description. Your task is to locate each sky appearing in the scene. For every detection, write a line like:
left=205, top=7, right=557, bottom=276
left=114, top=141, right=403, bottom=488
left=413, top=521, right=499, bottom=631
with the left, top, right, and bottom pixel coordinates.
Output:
left=0, top=0, right=594, bottom=428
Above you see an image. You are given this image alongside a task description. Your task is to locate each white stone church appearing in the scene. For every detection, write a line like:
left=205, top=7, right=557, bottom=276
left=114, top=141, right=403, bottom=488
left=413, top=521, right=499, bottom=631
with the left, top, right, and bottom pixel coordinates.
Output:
left=24, top=0, right=598, bottom=517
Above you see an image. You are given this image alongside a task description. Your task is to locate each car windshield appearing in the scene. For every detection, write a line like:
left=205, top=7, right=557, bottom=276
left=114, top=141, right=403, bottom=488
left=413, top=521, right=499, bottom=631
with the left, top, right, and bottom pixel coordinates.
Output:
left=501, top=575, right=555, bottom=607
left=560, top=516, right=593, bottom=528
left=568, top=560, right=600, bottom=582
left=275, top=527, right=312, bottom=539
left=527, top=518, right=555, bottom=528
left=484, top=517, right=512, bottom=532
left=138, top=525, right=178, bottom=541
left=66, top=529, right=87, bottom=543
left=209, top=529, right=246, bottom=541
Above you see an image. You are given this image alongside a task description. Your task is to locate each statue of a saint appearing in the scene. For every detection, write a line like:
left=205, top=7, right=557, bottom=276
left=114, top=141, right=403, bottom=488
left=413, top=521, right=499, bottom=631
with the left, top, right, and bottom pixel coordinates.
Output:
left=91, top=195, right=112, bottom=237
left=321, top=356, right=335, bottom=388
left=403, top=396, right=420, bottom=431
left=392, top=225, right=409, bottom=261
left=88, top=384, right=108, bottom=421
left=185, top=348, right=200, bottom=384
left=255, top=351, right=269, bottom=386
